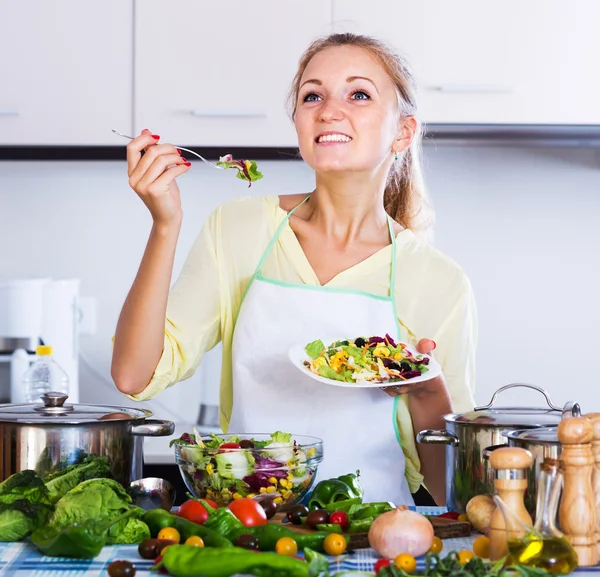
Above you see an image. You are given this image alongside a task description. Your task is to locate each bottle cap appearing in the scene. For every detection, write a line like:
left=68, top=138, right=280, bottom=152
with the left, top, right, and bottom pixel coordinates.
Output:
left=36, top=345, right=53, bottom=356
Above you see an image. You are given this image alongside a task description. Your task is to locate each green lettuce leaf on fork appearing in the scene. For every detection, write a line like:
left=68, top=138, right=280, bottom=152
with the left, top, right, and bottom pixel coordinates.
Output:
left=216, top=154, right=263, bottom=187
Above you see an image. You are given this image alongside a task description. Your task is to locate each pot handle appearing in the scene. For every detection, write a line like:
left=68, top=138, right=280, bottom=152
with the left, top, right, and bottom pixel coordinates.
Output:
left=482, top=443, right=508, bottom=460
left=129, top=419, right=175, bottom=437
left=474, top=383, right=564, bottom=412
left=416, top=429, right=459, bottom=446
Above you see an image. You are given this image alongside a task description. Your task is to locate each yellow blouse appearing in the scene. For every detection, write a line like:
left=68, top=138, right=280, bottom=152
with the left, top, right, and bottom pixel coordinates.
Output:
left=127, top=195, right=478, bottom=492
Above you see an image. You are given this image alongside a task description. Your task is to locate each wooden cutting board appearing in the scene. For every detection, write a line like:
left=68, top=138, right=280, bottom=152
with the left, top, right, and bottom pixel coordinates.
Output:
left=271, top=512, right=472, bottom=551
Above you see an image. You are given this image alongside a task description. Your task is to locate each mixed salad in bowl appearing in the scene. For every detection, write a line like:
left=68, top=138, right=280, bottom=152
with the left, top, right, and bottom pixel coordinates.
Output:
left=172, top=430, right=323, bottom=507
left=304, top=334, right=430, bottom=384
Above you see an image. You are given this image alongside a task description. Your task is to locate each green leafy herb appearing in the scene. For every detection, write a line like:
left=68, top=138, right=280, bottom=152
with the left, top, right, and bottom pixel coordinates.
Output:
left=305, top=339, right=325, bottom=360
left=216, top=154, right=263, bottom=187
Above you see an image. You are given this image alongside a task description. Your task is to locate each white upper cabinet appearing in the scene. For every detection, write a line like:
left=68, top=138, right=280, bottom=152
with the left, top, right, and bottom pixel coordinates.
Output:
left=135, top=1, right=332, bottom=147
left=0, top=1, right=132, bottom=145
left=333, top=0, right=600, bottom=125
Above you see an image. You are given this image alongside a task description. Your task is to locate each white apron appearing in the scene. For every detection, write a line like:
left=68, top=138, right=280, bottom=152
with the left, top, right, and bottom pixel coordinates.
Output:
left=229, top=197, right=415, bottom=505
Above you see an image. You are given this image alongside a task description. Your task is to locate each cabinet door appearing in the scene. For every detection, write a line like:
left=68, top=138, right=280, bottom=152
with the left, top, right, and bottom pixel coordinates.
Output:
left=333, top=0, right=600, bottom=125
left=135, top=1, right=332, bottom=147
left=0, top=1, right=132, bottom=145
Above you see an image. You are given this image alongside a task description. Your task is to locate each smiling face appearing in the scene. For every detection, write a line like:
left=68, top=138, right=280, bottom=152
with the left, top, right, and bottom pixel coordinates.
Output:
left=294, top=45, right=410, bottom=175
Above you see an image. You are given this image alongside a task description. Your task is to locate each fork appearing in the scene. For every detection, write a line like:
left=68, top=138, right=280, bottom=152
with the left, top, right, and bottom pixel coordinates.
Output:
left=111, top=129, right=223, bottom=170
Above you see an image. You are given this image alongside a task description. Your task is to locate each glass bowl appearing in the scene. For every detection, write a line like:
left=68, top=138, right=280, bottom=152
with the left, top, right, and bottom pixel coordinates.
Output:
left=173, top=433, right=323, bottom=507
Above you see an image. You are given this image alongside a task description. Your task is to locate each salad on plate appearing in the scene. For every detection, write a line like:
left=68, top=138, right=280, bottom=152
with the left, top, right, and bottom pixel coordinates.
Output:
left=171, top=430, right=321, bottom=506
left=303, top=334, right=430, bottom=384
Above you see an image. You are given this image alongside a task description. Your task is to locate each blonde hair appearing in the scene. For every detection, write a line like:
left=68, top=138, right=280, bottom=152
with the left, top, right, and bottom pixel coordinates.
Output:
left=287, top=33, right=434, bottom=236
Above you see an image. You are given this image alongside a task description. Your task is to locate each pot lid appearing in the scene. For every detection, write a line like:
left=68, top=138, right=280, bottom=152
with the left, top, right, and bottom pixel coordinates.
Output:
left=505, top=427, right=559, bottom=444
left=446, top=383, right=580, bottom=427
left=0, top=392, right=152, bottom=424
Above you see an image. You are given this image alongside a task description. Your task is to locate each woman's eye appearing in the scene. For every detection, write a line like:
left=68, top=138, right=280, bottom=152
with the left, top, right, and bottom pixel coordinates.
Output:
left=303, top=93, right=321, bottom=102
left=350, top=90, right=370, bottom=100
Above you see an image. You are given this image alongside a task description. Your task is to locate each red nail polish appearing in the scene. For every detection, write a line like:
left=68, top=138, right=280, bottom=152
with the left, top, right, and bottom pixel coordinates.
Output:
left=184, top=162, right=191, bottom=167
left=151, top=134, right=160, bottom=140
left=431, top=340, right=437, bottom=350
left=142, top=128, right=149, bottom=132
left=177, top=148, right=183, bottom=155
left=180, top=157, right=187, bottom=162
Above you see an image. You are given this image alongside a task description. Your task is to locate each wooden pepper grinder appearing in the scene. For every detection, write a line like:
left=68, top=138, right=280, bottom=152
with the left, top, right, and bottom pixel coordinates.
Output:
left=557, top=416, right=598, bottom=566
left=583, top=413, right=600, bottom=559
left=488, top=447, right=534, bottom=561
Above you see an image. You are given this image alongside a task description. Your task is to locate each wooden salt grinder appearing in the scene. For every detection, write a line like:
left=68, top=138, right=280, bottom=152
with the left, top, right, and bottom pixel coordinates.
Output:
left=488, top=447, right=534, bottom=561
left=584, top=413, right=600, bottom=559
left=557, top=416, right=598, bottom=566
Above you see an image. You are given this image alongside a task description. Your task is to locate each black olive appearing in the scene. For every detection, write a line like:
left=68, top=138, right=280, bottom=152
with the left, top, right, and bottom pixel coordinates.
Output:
left=354, top=337, right=366, bottom=347
left=306, top=509, right=330, bottom=529
left=108, top=560, right=136, bottom=577
left=259, top=497, right=277, bottom=519
left=240, top=439, right=255, bottom=449
left=138, top=538, right=160, bottom=559
left=400, top=361, right=412, bottom=372
left=234, top=533, right=260, bottom=550
left=287, top=504, right=309, bottom=525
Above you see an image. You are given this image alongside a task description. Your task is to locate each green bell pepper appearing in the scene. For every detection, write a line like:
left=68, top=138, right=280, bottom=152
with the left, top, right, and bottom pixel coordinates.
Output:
left=308, top=478, right=359, bottom=510
left=202, top=506, right=245, bottom=539
left=336, top=470, right=364, bottom=499
left=158, top=544, right=311, bottom=577
left=141, top=509, right=233, bottom=548
left=323, top=497, right=362, bottom=513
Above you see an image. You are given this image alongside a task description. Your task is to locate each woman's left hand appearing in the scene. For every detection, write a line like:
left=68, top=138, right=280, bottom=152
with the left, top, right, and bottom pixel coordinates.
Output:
left=380, top=338, right=442, bottom=397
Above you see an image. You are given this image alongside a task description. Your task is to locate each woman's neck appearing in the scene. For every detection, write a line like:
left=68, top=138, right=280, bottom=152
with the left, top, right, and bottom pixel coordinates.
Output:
left=305, top=173, right=390, bottom=244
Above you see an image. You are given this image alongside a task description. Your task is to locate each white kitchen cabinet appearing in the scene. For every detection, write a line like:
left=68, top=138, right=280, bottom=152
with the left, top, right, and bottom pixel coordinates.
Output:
left=0, top=1, right=132, bottom=146
left=135, top=1, right=332, bottom=147
left=333, top=1, right=600, bottom=125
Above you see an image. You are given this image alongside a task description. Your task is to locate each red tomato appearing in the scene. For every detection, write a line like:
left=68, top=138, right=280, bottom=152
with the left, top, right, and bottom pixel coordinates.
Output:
left=374, top=559, right=391, bottom=574
left=219, top=442, right=241, bottom=451
left=329, top=511, right=349, bottom=531
left=176, top=499, right=216, bottom=525
left=438, top=512, right=460, bottom=520
left=227, top=498, right=268, bottom=527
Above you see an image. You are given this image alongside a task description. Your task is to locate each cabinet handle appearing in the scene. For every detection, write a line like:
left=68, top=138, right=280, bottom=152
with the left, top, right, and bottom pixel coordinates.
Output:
left=190, top=109, right=267, bottom=118
left=433, top=84, right=513, bottom=94
left=0, top=108, right=19, bottom=117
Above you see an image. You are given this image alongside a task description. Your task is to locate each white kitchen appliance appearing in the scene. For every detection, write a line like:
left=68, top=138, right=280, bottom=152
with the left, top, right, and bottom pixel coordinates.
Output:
left=0, top=278, right=80, bottom=403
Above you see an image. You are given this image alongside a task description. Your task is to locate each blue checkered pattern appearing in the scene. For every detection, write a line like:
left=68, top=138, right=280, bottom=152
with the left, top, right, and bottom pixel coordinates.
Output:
left=0, top=507, right=598, bottom=575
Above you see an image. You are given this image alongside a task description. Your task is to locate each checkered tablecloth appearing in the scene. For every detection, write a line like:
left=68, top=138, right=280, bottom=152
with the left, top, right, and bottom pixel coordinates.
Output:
left=1, top=507, right=598, bottom=576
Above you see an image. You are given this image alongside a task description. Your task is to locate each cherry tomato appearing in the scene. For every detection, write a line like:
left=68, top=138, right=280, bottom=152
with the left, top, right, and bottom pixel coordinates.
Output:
left=185, top=536, right=205, bottom=547
left=219, top=442, right=241, bottom=452
left=473, top=536, right=490, bottom=559
left=458, top=550, right=475, bottom=565
left=157, top=528, right=180, bottom=544
left=275, top=537, right=298, bottom=556
left=395, top=553, right=417, bottom=574
left=176, top=500, right=214, bottom=525
left=329, top=510, right=349, bottom=531
left=227, top=498, right=268, bottom=527
left=374, top=559, right=391, bottom=574
left=429, top=536, right=443, bottom=554
left=323, top=533, right=347, bottom=556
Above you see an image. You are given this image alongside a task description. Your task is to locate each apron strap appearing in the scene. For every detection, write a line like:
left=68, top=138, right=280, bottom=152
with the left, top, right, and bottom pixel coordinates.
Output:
left=254, top=195, right=311, bottom=276
left=387, top=216, right=402, bottom=341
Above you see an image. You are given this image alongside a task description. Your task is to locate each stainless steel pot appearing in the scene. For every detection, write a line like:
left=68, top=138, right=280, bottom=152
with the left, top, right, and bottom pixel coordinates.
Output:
left=0, top=392, right=175, bottom=486
left=417, top=383, right=579, bottom=513
left=504, top=427, right=561, bottom=515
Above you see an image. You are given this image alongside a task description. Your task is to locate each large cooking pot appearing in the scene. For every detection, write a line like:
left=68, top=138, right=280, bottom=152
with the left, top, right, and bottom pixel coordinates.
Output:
left=417, top=383, right=579, bottom=513
left=0, top=392, right=174, bottom=486
left=504, top=427, right=562, bottom=516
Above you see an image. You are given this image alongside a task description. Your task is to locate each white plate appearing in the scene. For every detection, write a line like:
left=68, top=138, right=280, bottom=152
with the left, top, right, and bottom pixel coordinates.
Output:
left=288, top=339, right=442, bottom=388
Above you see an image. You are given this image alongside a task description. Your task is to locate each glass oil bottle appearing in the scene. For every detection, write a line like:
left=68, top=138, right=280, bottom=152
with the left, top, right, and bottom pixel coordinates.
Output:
left=498, top=458, right=578, bottom=574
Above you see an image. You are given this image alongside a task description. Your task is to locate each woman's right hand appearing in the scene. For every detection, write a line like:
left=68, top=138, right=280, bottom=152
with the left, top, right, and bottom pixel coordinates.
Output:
left=127, top=129, right=191, bottom=226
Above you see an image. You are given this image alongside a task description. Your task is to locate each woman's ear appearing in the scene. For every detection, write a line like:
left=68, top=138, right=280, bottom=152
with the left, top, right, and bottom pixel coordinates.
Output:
left=394, top=116, right=418, bottom=153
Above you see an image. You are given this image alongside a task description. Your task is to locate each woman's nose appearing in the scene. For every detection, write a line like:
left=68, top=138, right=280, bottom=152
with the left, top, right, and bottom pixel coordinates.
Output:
left=318, top=98, right=344, bottom=123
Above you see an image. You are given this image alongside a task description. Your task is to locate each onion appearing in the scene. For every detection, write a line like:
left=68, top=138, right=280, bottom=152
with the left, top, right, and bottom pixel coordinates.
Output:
left=368, top=505, right=434, bottom=558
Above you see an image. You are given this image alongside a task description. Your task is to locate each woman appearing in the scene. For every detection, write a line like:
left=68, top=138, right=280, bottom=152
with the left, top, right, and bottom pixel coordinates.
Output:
left=111, top=33, right=477, bottom=507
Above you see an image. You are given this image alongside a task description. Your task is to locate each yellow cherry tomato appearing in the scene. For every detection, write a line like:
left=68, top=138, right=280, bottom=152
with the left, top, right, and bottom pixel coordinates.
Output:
left=429, top=536, right=443, bottom=554
left=394, top=553, right=417, bottom=574
left=275, top=537, right=298, bottom=556
left=457, top=513, right=469, bottom=523
left=473, top=536, right=490, bottom=559
left=458, top=550, right=475, bottom=565
left=185, top=535, right=205, bottom=547
left=157, top=527, right=181, bottom=544
left=323, top=533, right=347, bottom=556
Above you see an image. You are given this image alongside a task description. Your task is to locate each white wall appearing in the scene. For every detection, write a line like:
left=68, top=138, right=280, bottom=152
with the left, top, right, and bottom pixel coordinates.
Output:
left=1, top=145, right=599, bottom=424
